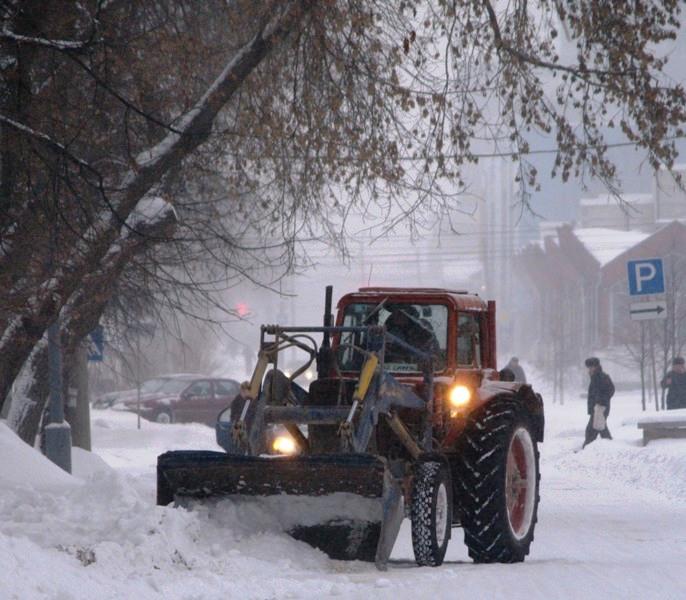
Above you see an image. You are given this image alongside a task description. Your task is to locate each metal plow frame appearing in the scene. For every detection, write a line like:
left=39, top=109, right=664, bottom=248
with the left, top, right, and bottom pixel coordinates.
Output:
left=158, top=324, right=434, bottom=569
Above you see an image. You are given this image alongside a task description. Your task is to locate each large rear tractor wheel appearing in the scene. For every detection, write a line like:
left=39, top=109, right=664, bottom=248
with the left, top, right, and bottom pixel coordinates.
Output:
left=457, top=399, right=540, bottom=563
left=411, top=461, right=452, bottom=566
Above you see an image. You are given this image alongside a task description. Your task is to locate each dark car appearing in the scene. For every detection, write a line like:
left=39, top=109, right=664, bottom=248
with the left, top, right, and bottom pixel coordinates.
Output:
left=92, top=373, right=206, bottom=409
left=115, top=376, right=240, bottom=425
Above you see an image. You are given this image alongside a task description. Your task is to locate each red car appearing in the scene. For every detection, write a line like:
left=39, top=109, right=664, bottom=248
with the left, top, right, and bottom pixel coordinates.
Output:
left=116, top=376, right=240, bottom=425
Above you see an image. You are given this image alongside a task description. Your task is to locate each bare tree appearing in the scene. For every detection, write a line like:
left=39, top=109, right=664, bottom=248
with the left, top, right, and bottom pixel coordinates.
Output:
left=2, top=0, right=686, bottom=441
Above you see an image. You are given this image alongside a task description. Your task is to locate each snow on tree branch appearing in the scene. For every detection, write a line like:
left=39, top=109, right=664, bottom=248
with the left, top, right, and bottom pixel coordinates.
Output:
left=0, top=28, right=90, bottom=51
left=0, top=113, right=95, bottom=173
left=122, top=196, right=178, bottom=239
left=130, top=0, right=306, bottom=174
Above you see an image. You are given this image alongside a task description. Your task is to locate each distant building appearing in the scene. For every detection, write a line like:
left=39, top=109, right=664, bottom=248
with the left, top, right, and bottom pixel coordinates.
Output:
left=514, top=221, right=686, bottom=366
left=655, top=164, right=686, bottom=223
left=579, top=193, right=654, bottom=230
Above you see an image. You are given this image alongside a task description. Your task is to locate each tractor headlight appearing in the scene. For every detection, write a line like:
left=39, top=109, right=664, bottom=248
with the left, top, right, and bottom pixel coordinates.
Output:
left=449, top=384, right=471, bottom=409
left=272, top=435, right=297, bottom=455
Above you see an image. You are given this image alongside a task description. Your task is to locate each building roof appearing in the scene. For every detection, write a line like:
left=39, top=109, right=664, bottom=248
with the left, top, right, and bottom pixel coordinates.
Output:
left=579, top=193, right=653, bottom=207
left=600, top=221, right=686, bottom=287
left=573, top=227, right=651, bottom=266
left=440, top=259, right=483, bottom=282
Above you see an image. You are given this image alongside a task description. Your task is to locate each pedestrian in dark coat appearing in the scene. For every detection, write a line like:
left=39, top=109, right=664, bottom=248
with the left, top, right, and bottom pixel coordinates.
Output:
left=661, top=357, right=686, bottom=410
left=506, top=357, right=527, bottom=383
left=582, top=357, right=615, bottom=448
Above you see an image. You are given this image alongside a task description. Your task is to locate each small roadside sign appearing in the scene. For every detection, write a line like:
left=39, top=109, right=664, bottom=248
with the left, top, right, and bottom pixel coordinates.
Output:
left=627, top=258, right=665, bottom=296
left=87, top=325, right=104, bottom=362
left=629, top=300, right=667, bottom=321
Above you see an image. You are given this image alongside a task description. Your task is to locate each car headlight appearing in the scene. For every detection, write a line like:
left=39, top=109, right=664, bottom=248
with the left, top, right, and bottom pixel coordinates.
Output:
left=449, top=384, right=471, bottom=410
left=272, top=435, right=297, bottom=455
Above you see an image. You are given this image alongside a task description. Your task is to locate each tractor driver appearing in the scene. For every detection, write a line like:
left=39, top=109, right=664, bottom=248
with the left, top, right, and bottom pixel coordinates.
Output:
left=384, top=305, right=440, bottom=366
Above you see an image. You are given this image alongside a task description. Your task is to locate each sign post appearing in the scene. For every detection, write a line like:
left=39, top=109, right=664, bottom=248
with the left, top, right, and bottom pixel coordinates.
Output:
left=627, top=258, right=666, bottom=412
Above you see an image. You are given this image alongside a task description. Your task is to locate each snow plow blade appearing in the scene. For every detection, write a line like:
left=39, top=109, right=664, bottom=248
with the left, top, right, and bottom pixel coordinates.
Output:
left=157, top=451, right=404, bottom=568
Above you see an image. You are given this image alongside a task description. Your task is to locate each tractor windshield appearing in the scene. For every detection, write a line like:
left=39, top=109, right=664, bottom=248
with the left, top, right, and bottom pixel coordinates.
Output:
left=338, top=302, right=448, bottom=373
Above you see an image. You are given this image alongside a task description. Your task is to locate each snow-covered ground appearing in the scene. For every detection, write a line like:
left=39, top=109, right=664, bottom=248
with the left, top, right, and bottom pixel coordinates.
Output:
left=2, top=387, right=685, bottom=600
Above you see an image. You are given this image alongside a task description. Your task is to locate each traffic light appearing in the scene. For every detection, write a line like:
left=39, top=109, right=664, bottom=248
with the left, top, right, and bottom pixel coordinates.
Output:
left=235, top=302, right=250, bottom=318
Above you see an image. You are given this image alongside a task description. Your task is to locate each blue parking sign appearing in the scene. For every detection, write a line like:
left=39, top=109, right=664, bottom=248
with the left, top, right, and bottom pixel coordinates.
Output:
left=627, top=259, right=665, bottom=296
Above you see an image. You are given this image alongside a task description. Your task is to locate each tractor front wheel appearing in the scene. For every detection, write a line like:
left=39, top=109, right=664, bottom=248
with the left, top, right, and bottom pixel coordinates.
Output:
left=411, top=460, right=452, bottom=566
left=457, top=399, right=540, bottom=563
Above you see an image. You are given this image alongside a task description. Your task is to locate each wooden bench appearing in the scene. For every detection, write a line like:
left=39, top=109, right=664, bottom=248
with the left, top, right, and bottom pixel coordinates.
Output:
left=637, top=419, right=686, bottom=446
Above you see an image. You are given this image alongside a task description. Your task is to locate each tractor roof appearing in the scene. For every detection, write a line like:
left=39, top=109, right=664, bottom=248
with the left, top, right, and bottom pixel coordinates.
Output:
left=338, top=287, right=487, bottom=311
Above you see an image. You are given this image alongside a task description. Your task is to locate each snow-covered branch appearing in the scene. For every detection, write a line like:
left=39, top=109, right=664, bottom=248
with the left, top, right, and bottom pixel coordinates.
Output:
left=0, top=28, right=90, bottom=51
left=124, top=196, right=178, bottom=237
left=0, top=113, right=95, bottom=173
left=123, top=0, right=308, bottom=194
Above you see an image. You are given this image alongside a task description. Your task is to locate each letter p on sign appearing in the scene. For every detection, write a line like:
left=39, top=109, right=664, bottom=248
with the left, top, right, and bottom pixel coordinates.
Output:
left=627, top=258, right=665, bottom=296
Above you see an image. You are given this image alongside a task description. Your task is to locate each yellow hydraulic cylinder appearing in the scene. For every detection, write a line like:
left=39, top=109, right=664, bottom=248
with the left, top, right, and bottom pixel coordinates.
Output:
left=353, top=354, right=379, bottom=404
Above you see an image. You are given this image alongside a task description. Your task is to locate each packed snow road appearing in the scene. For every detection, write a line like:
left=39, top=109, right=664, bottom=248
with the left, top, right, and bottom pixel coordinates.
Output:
left=2, top=393, right=685, bottom=600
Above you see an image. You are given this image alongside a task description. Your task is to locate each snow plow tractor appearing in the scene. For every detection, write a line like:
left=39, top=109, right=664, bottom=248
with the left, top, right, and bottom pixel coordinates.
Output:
left=157, top=287, right=544, bottom=569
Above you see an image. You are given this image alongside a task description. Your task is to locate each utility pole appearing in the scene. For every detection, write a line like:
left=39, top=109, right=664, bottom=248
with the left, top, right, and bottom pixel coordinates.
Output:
left=44, top=318, right=72, bottom=472
left=43, top=201, right=72, bottom=472
left=136, top=333, right=142, bottom=430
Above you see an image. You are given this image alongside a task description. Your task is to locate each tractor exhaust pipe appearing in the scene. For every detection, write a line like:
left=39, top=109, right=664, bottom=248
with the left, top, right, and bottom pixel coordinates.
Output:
left=318, top=285, right=334, bottom=379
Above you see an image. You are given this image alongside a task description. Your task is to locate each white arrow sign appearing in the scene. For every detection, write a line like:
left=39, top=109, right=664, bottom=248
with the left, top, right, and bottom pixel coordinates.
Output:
left=630, top=300, right=667, bottom=321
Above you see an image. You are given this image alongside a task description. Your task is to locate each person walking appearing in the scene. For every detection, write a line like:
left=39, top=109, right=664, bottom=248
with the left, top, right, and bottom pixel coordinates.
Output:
left=505, top=357, right=527, bottom=383
left=582, top=357, right=615, bottom=448
left=661, top=357, right=686, bottom=410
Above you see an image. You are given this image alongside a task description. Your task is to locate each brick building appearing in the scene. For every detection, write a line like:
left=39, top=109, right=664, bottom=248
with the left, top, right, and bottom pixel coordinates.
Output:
left=514, top=221, right=686, bottom=375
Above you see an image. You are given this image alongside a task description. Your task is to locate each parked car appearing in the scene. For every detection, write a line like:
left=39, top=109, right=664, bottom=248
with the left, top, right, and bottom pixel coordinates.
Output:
left=114, top=376, right=240, bottom=425
left=92, top=374, right=205, bottom=409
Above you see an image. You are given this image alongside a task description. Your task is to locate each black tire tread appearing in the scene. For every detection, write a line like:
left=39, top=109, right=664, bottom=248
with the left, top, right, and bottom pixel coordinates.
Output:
left=456, top=398, right=540, bottom=563
left=411, top=461, right=451, bottom=567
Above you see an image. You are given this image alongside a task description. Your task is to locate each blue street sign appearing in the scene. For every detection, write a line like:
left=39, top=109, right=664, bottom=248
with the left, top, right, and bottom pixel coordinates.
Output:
left=627, top=258, right=665, bottom=296
left=87, top=325, right=104, bottom=362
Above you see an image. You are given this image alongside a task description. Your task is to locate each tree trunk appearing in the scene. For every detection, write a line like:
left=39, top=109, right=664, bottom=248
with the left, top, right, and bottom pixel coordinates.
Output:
left=7, top=339, right=48, bottom=444
left=65, top=345, right=91, bottom=451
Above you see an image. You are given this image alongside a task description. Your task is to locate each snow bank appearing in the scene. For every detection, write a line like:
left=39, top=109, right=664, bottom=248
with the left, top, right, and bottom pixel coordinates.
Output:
left=71, top=446, right=114, bottom=480
left=3, top=390, right=686, bottom=599
left=0, top=413, right=347, bottom=599
left=0, top=423, right=75, bottom=490
left=542, top=395, right=686, bottom=503
left=550, top=438, right=686, bottom=502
